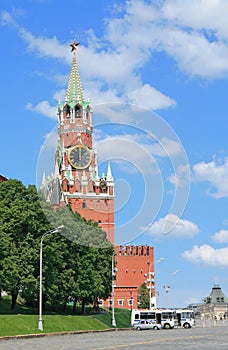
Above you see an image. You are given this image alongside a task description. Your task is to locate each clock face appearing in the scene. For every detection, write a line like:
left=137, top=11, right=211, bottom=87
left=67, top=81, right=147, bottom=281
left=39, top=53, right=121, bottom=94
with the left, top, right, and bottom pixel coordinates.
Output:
left=68, top=145, right=91, bottom=169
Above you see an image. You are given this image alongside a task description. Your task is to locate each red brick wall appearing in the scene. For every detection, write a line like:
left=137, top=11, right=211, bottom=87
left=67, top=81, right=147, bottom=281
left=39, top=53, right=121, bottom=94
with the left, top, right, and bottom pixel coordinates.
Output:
left=115, top=246, right=154, bottom=289
left=101, top=245, right=155, bottom=309
left=69, top=197, right=115, bottom=243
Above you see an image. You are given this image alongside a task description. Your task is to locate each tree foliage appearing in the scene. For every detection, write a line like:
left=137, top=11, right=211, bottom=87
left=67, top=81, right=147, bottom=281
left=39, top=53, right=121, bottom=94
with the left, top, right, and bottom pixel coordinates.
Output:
left=137, top=283, right=149, bottom=309
left=0, top=179, right=113, bottom=312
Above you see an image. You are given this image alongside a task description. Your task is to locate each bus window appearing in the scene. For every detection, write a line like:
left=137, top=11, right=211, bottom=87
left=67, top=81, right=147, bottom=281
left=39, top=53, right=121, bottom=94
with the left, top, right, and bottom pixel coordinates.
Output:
left=148, top=312, right=156, bottom=320
left=140, top=312, right=148, bottom=319
left=162, top=311, right=173, bottom=319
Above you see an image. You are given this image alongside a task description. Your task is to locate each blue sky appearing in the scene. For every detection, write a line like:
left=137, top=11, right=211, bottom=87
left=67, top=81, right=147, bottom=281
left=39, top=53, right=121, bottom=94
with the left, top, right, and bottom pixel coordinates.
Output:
left=1, top=0, right=228, bottom=308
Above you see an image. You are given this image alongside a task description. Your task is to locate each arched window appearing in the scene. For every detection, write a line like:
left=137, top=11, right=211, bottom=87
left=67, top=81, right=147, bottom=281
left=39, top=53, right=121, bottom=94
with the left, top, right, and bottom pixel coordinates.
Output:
left=63, top=105, right=71, bottom=118
left=82, top=201, right=86, bottom=209
left=75, top=105, right=81, bottom=118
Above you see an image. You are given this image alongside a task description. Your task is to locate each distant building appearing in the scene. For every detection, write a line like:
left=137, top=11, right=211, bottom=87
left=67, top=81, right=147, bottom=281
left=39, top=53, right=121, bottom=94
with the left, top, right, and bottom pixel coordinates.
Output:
left=0, top=174, right=7, bottom=183
left=189, top=284, right=228, bottom=320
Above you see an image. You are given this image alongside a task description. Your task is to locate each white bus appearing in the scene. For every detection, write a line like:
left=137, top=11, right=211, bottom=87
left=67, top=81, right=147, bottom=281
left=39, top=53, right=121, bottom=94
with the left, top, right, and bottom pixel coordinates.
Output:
left=176, top=309, right=195, bottom=328
left=131, top=309, right=178, bottom=329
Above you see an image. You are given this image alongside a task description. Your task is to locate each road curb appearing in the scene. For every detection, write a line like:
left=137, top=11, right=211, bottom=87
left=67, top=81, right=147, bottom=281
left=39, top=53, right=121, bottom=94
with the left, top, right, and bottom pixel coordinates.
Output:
left=0, top=328, right=131, bottom=341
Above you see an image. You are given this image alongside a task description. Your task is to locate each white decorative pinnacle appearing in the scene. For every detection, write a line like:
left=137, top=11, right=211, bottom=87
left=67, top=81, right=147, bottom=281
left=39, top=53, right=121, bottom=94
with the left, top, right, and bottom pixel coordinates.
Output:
left=107, top=161, right=114, bottom=182
left=54, top=158, right=59, bottom=178
left=42, top=171, right=46, bottom=186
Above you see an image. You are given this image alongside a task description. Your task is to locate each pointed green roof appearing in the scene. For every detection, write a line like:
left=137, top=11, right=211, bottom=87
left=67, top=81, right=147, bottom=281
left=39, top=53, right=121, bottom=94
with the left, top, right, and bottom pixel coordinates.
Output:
left=65, top=51, right=84, bottom=105
left=205, top=284, right=228, bottom=304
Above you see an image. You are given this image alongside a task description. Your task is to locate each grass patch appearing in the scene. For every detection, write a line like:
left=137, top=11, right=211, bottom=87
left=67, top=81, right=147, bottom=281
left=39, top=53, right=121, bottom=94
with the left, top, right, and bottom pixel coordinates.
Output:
left=0, top=315, right=109, bottom=336
left=0, top=297, right=131, bottom=336
left=94, top=308, right=131, bottom=328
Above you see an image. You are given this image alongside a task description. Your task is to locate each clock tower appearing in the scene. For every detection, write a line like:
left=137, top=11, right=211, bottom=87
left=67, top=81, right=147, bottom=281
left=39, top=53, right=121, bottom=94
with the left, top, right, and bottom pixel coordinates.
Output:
left=42, top=40, right=155, bottom=310
left=47, top=40, right=114, bottom=243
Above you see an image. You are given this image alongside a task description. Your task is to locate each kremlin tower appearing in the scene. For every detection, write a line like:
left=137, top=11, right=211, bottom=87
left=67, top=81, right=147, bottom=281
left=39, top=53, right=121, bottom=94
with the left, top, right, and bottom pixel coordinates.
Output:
left=42, top=40, right=155, bottom=310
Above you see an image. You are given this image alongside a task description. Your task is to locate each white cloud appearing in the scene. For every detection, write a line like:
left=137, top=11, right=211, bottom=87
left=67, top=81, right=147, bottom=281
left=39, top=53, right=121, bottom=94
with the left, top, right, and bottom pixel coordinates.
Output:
left=78, top=42, right=176, bottom=110
left=182, top=244, right=228, bottom=267
left=3, top=0, right=228, bottom=121
left=149, top=137, right=183, bottom=158
left=26, top=101, right=57, bottom=119
left=212, top=229, right=228, bottom=243
left=84, top=80, right=124, bottom=106
left=20, top=28, right=70, bottom=63
left=128, top=84, right=176, bottom=110
left=53, top=89, right=66, bottom=103
left=192, top=158, right=228, bottom=198
left=106, top=0, right=228, bottom=78
left=0, top=9, right=175, bottom=116
left=162, top=0, right=228, bottom=40
left=95, top=133, right=184, bottom=167
left=160, top=28, right=228, bottom=78
left=96, top=136, right=157, bottom=175
left=0, top=10, right=16, bottom=26
left=169, top=164, right=190, bottom=188
left=0, top=11, right=70, bottom=63
left=146, top=213, right=199, bottom=238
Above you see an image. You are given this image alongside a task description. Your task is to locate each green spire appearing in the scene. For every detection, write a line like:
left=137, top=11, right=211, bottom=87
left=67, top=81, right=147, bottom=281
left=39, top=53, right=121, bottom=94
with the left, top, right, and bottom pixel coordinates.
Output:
left=65, top=44, right=84, bottom=105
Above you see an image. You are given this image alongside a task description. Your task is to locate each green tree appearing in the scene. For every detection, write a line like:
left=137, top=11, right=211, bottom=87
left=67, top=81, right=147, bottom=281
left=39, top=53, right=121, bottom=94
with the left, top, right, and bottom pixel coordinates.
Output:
left=41, top=224, right=113, bottom=314
left=0, top=180, right=51, bottom=309
left=138, top=283, right=149, bottom=309
left=74, top=245, right=113, bottom=314
left=38, top=202, right=114, bottom=313
left=0, top=180, right=114, bottom=313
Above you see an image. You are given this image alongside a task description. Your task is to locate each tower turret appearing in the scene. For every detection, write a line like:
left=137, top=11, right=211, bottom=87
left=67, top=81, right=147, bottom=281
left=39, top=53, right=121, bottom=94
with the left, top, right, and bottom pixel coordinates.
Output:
left=47, top=39, right=115, bottom=243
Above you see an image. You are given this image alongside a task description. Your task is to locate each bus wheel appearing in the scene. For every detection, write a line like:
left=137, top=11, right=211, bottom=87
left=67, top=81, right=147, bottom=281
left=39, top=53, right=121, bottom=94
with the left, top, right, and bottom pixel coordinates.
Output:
left=164, top=323, right=171, bottom=329
left=183, top=323, right=190, bottom=329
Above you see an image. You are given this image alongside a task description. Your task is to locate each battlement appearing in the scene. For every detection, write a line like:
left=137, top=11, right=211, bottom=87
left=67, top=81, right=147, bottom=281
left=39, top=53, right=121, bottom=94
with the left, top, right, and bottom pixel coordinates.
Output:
left=116, top=245, right=153, bottom=256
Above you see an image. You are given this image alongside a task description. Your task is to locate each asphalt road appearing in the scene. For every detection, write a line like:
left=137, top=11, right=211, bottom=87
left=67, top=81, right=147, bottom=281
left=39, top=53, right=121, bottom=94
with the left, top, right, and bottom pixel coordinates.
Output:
left=0, top=325, right=228, bottom=350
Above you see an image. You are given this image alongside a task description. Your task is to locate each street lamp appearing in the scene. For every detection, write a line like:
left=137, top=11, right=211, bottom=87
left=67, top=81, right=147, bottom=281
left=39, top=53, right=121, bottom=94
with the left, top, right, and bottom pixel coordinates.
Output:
left=111, top=252, right=117, bottom=327
left=38, top=225, right=64, bottom=331
left=145, top=258, right=164, bottom=309
left=162, top=269, right=180, bottom=309
left=163, top=285, right=171, bottom=309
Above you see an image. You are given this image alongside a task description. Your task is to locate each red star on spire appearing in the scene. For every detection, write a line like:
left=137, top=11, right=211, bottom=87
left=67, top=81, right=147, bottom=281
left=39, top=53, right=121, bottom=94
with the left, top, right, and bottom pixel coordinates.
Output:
left=70, top=39, right=80, bottom=52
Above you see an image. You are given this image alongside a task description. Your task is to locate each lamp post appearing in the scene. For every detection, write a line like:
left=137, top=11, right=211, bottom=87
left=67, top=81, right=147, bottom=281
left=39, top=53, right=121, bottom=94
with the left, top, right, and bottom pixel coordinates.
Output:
left=153, top=258, right=164, bottom=308
left=38, top=225, right=64, bottom=331
left=145, top=258, right=164, bottom=309
left=162, top=269, right=180, bottom=309
left=111, top=252, right=117, bottom=327
left=163, top=285, right=171, bottom=309
left=156, top=291, right=160, bottom=306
